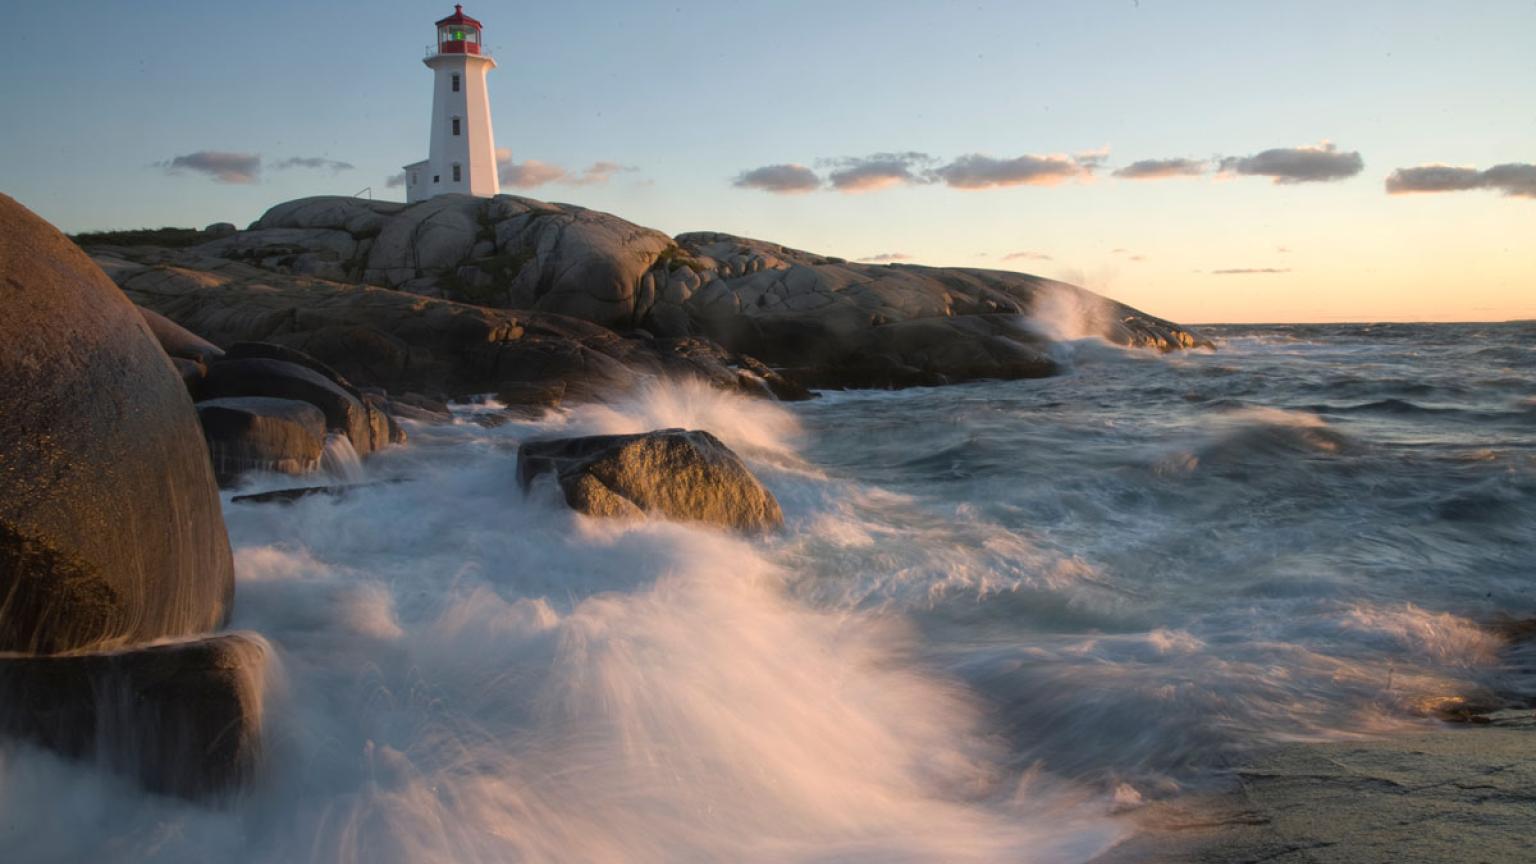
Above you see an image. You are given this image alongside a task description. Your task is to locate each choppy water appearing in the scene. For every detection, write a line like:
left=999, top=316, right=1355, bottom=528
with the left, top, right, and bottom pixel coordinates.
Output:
left=2, top=322, right=1533, bottom=862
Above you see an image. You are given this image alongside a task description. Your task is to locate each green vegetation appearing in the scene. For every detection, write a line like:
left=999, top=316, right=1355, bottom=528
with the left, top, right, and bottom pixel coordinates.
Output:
left=70, top=227, right=208, bottom=248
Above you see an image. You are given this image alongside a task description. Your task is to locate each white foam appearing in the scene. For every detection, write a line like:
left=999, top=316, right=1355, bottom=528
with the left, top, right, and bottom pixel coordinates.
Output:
left=0, top=379, right=1119, bottom=863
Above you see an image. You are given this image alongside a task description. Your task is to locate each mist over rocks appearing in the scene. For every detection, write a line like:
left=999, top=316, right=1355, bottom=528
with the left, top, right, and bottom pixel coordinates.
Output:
left=0, top=633, right=269, bottom=800
left=87, top=193, right=1208, bottom=392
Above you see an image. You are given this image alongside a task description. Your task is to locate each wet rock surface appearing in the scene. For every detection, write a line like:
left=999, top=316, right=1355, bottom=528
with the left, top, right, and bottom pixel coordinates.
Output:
left=518, top=429, right=784, bottom=532
left=1093, top=716, right=1536, bottom=864
left=0, top=633, right=269, bottom=800
left=196, top=396, right=329, bottom=485
left=198, top=357, right=376, bottom=458
left=2, top=194, right=263, bottom=801
left=0, top=193, right=234, bottom=655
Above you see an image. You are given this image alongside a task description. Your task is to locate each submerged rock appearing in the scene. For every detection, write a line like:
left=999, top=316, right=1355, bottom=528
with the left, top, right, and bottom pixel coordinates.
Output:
left=517, top=429, right=783, bottom=532
left=196, top=397, right=328, bottom=485
left=0, top=633, right=268, bottom=799
left=0, top=193, right=234, bottom=655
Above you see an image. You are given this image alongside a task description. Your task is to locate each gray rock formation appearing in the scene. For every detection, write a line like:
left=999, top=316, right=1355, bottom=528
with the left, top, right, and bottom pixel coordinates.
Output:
left=84, top=193, right=1208, bottom=391
left=220, top=195, right=1201, bottom=383
left=0, top=633, right=268, bottom=799
left=517, top=429, right=784, bottom=532
left=196, top=397, right=329, bottom=485
left=0, top=193, right=235, bottom=655
left=97, top=253, right=803, bottom=402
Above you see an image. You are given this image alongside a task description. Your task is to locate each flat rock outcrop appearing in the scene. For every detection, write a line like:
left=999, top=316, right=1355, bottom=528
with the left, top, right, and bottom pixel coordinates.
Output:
left=517, top=428, right=784, bottom=532
left=0, top=633, right=269, bottom=799
left=94, top=251, right=803, bottom=402
left=0, top=193, right=234, bottom=655
left=85, top=193, right=1207, bottom=391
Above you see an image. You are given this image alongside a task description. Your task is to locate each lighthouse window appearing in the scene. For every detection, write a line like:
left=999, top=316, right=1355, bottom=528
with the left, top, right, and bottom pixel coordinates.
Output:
left=452, top=74, right=460, bottom=92
left=452, top=164, right=462, bottom=182
left=452, top=117, right=461, bottom=136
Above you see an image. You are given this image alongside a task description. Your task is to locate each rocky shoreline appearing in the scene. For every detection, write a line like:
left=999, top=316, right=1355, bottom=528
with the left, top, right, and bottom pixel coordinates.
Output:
left=3, top=185, right=1210, bottom=803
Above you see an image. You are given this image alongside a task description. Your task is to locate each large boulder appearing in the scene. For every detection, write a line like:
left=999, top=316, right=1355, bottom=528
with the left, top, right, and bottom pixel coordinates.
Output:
left=517, top=429, right=783, bottom=532
left=249, top=195, right=405, bottom=237
left=197, top=357, right=375, bottom=456
left=0, top=633, right=268, bottom=799
left=196, top=397, right=329, bottom=485
left=483, top=197, right=674, bottom=326
left=364, top=194, right=484, bottom=285
left=0, top=193, right=234, bottom=655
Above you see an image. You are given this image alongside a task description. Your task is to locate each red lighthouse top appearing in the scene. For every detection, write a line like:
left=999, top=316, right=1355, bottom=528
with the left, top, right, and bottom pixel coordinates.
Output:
left=434, top=5, right=484, bottom=55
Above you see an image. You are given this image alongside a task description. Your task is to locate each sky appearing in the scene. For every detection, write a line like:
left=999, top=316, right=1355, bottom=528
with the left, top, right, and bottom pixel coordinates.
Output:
left=1, top=0, right=1531, bottom=323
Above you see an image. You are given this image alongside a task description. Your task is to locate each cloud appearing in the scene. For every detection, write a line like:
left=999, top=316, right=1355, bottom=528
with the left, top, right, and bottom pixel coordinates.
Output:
left=929, top=152, right=1095, bottom=189
left=499, top=159, right=567, bottom=188
left=1113, top=157, right=1208, bottom=180
left=1074, top=147, right=1111, bottom=173
left=571, top=161, right=637, bottom=185
left=272, top=156, right=354, bottom=173
left=1003, top=251, right=1053, bottom=261
left=1482, top=163, right=1536, bottom=197
left=1219, top=142, right=1363, bottom=184
left=1209, top=267, right=1291, bottom=275
left=857, top=252, right=912, bottom=262
left=1385, top=162, right=1536, bottom=198
left=825, top=152, right=934, bottom=192
left=385, top=172, right=406, bottom=188
left=732, top=163, right=822, bottom=194
left=495, top=151, right=637, bottom=188
left=158, top=150, right=261, bottom=184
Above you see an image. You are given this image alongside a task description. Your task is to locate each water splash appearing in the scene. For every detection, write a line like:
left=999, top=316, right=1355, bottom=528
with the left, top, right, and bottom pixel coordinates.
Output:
left=319, top=433, right=365, bottom=483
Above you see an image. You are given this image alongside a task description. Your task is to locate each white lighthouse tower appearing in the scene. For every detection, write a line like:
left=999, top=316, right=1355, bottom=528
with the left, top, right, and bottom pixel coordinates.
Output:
left=403, top=5, right=500, bottom=203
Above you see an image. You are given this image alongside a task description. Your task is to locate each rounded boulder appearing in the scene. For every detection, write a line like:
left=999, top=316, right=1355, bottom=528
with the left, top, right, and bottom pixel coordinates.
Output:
left=0, top=193, right=235, bottom=654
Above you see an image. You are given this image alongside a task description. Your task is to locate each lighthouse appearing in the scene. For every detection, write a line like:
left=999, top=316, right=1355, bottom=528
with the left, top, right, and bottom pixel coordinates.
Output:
left=402, top=5, right=500, bottom=203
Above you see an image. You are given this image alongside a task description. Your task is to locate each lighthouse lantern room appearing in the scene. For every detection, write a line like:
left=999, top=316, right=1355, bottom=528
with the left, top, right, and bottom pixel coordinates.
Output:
left=403, top=5, right=500, bottom=203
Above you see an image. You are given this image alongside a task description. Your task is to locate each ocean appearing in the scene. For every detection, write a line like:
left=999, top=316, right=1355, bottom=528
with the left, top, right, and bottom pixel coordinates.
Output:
left=3, top=322, right=1532, bottom=862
